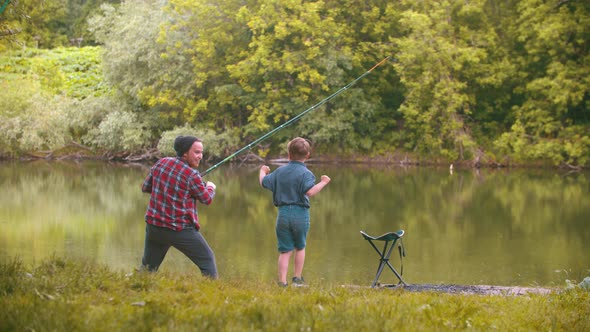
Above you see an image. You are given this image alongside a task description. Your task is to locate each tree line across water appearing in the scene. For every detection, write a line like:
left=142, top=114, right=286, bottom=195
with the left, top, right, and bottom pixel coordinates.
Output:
left=0, top=0, right=588, bottom=168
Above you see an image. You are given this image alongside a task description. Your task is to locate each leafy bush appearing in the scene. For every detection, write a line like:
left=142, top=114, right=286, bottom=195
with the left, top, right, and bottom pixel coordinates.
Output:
left=0, top=78, right=72, bottom=156
left=77, top=97, right=158, bottom=153
left=494, top=120, right=590, bottom=166
left=84, top=110, right=141, bottom=152
left=1, top=47, right=109, bottom=99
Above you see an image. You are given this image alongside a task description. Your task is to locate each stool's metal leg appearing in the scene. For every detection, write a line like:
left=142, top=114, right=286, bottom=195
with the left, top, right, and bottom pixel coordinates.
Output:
left=368, top=238, right=406, bottom=287
left=371, top=260, right=386, bottom=287
left=370, top=240, right=392, bottom=288
left=385, top=261, right=406, bottom=285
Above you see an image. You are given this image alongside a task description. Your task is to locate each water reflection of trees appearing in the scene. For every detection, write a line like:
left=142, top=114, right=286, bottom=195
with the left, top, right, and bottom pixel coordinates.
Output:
left=0, top=161, right=148, bottom=265
left=1, top=162, right=588, bottom=285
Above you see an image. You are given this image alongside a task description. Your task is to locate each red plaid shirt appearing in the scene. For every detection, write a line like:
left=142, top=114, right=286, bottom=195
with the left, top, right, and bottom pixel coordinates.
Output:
left=142, top=157, right=215, bottom=231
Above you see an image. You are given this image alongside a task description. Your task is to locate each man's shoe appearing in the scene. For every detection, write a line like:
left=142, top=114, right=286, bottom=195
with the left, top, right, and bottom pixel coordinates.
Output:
left=277, top=281, right=288, bottom=288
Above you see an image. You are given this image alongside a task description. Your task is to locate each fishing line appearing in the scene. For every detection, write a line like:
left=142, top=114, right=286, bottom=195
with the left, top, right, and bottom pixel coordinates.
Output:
left=202, top=56, right=391, bottom=176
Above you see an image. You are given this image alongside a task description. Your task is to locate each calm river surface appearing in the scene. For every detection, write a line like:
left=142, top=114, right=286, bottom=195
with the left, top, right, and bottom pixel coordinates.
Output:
left=1, top=160, right=588, bottom=287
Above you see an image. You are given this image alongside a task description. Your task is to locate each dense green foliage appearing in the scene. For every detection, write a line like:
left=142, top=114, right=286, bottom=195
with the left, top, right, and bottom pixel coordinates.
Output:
left=0, top=0, right=588, bottom=166
left=0, top=258, right=588, bottom=331
left=0, top=46, right=143, bottom=155
left=0, top=0, right=120, bottom=50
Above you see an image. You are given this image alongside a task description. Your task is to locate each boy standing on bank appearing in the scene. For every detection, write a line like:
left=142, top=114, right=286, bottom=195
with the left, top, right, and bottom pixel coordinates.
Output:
left=259, top=137, right=331, bottom=287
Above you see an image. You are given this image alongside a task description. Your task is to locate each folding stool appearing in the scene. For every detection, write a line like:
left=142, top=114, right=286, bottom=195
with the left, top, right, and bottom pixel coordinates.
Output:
left=360, top=230, right=407, bottom=288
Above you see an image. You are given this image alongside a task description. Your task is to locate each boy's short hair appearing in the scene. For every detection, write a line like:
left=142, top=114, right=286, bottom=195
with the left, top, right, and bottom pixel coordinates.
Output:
left=288, top=137, right=311, bottom=160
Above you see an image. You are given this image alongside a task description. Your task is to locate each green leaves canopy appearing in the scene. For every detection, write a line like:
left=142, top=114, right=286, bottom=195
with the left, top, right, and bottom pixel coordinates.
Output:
left=3, top=0, right=587, bottom=166
left=91, top=0, right=398, bottom=155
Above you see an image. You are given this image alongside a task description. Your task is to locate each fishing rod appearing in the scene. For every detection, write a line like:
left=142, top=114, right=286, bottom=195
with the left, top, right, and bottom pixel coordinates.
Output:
left=0, top=0, right=11, bottom=15
left=202, top=56, right=391, bottom=176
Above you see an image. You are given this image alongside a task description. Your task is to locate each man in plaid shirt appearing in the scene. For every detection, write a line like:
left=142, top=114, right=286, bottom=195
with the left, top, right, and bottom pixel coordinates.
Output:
left=141, top=135, right=218, bottom=278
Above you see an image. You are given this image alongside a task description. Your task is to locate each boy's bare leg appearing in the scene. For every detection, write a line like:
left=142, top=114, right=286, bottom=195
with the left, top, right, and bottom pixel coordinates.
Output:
left=293, top=248, right=306, bottom=278
left=278, top=251, right=293, bottom=284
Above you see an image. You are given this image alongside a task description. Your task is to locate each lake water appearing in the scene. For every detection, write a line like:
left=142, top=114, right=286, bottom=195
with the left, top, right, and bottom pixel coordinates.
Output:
left=1, top=160, right=588, bottom=287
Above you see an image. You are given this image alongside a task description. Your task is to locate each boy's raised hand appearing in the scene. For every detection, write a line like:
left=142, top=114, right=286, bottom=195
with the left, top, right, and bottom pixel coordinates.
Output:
left=259, top=165, right=271, bottom=186
left=260, top=165, right=271, bottom=174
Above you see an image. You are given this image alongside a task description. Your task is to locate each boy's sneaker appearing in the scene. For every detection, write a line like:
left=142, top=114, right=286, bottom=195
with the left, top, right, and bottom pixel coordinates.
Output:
left=292, top=277, right=306, bottom=287
left=277, top=281, right=288, bottom=288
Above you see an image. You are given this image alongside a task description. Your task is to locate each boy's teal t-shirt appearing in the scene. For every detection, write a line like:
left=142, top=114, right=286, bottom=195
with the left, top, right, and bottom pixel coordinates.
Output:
left=261, top=161, right=316, bottom=208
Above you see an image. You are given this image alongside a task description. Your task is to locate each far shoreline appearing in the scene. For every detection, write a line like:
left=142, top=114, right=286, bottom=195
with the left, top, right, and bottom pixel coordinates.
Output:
left=1, top=147, right=587, bottom=171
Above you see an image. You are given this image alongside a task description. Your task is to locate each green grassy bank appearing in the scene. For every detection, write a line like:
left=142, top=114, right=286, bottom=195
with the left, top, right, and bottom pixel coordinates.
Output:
left=1, top=258, right=588, bottom=331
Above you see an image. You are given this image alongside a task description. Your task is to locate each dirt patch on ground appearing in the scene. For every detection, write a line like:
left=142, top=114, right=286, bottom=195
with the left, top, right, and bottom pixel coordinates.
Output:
left=381, top=284, right=557, bottom=296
